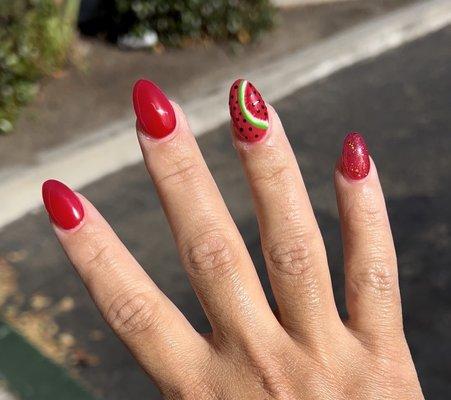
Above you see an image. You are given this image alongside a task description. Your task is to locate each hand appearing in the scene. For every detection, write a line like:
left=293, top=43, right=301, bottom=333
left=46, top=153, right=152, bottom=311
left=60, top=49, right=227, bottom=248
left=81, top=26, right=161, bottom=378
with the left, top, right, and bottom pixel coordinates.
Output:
left=42, top=79, right=424, bottom=399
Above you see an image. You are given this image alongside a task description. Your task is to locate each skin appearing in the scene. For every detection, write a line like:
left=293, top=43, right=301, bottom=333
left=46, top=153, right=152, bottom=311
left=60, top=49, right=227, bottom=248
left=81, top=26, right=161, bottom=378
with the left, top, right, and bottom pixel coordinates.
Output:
left=51, top=102, right=424, bottom=399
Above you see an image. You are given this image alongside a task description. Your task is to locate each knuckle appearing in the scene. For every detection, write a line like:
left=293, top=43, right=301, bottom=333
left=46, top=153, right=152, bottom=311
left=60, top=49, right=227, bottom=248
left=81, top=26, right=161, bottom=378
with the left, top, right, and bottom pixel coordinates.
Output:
left=83, top=245, right=117, bottom=285
left=349, top=190, right=388, bottom=232
left=250, top=161, right=293, bottom=190
left=349, top=258, right=397, bottom=298
left=156, top=156, right=201, bottom=187
left=106, top=291, right=160, bottom=336
left=183, top=229, right=238, bottom=278
left=266, top=233, right=317, bottom=277
left=85, top=246, right=110, bottom=270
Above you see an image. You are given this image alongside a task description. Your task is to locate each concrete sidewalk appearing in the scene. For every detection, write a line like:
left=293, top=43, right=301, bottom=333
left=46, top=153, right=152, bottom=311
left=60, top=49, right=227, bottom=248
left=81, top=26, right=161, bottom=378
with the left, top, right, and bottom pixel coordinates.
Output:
left=0, top=388, right=16, bottom=400
left=0, top=392, right=16, bottom=400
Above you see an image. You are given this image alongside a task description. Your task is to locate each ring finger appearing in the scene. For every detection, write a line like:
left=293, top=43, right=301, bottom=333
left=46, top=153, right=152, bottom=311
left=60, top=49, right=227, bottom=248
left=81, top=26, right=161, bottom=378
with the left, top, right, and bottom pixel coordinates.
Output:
left=229, top=79, right=342, bottom=343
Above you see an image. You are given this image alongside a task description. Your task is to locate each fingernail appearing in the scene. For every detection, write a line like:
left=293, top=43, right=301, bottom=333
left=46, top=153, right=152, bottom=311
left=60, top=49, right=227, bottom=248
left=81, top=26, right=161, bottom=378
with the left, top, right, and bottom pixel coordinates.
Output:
left=132, top=79, right=176, bottom=139
left=341, top=132, right=370, bottom=180
left=42, top=180, right=84, bottom=230
left=229, top=79, right=269, bottom=143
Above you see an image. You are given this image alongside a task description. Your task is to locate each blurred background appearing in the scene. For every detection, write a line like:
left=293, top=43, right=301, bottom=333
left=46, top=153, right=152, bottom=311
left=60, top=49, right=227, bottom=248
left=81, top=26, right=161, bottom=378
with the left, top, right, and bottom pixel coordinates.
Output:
left=0, top=0, right=450, bottom=399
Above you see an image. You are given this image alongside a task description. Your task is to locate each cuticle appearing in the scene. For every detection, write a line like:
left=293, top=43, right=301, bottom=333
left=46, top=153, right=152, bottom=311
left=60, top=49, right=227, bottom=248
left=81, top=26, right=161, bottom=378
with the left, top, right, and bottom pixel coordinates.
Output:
left=137, top=120, right=178, bottom=144
left=53, top=215, right=85, bottom=233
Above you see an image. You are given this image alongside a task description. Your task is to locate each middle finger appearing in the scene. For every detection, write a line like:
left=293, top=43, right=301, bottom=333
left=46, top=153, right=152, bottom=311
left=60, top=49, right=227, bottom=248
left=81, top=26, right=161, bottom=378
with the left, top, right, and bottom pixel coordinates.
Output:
left=133, top=79, right=278, bottom=343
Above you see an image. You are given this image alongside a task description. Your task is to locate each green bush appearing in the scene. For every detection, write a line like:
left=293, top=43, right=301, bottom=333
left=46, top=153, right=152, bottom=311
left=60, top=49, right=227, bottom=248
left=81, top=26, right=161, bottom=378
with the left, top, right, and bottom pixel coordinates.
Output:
left=0, top=0, right=79, bottom=133
left=113, top=0, right=275, bottom=46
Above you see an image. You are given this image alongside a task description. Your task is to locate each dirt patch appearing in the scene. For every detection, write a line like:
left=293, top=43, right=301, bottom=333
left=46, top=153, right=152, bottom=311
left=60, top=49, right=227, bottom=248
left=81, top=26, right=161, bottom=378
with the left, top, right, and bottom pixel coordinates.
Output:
left=0, top=259, right=17, bottom=308
left=0, top=257, right=97, bottom=368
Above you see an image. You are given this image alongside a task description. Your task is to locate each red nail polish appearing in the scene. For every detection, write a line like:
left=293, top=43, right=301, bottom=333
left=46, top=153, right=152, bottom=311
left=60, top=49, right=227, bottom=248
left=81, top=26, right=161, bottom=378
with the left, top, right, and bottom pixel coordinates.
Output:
left=229, top=79, right=269, bottom=143
left=132, top=79, right=176, bottom=139
left=341, top=132, right=370, bottom=180
left=42, top=180, right=84, bottom=230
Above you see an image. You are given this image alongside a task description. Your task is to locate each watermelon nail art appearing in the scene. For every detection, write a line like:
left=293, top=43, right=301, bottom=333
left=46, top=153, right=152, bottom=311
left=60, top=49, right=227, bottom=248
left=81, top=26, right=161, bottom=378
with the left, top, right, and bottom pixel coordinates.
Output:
left=229, top=79, right=269, bottom=143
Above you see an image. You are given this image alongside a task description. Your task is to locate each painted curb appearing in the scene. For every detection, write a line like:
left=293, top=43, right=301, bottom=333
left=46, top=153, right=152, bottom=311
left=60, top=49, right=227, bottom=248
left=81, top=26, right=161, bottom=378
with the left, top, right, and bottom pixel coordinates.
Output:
left=0, top=0, right=450, bottom=229
left=0, top=321, right=97, bottom=400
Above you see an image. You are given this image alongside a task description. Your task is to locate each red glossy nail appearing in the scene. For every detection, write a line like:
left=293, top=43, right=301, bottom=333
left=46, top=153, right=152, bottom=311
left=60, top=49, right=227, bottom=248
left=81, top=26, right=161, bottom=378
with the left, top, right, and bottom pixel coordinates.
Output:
left=132, top=79, right=176, bottom=139
left=229, top=79, right=269, bottom=143
left=341, top=132, right=370, bottom=180
left=42, top=180, right=84, bottom=230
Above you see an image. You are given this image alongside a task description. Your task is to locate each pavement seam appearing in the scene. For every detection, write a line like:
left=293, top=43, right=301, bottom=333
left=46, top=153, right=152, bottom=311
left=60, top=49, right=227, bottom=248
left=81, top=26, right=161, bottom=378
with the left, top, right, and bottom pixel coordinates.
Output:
left=0, top=0, right=450, bottom=230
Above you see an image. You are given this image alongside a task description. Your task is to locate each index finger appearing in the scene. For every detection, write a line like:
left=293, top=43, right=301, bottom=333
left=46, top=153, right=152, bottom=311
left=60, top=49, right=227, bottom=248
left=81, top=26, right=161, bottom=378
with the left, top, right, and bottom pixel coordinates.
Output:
left=42, top=180, right=210, bottom=387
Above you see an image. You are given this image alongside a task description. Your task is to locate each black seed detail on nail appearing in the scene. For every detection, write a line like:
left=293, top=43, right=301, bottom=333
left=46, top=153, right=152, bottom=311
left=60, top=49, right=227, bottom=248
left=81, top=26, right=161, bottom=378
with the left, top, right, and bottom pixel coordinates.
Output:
left=255, top=134, right=258, bottom=138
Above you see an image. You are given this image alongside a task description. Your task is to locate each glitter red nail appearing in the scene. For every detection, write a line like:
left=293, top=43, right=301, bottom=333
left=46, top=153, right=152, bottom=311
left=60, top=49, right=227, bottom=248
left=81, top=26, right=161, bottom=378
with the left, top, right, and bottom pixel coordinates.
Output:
left=42, top=180, right=84, bottom=230
left=229, top=79, right=269, bottom=143
left=133, top=79, right=176, bottom=139
left=341, top=132, right=370, bottom=180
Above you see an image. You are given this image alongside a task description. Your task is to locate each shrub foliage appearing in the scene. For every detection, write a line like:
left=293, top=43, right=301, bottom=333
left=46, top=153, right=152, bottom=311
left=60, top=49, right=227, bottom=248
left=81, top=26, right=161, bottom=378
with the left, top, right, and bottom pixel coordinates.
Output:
left=0, top=0, right=275, bottom=133
left=0, top=0, right=79, bottom=133
left=113, top=0, right=275, bottom=46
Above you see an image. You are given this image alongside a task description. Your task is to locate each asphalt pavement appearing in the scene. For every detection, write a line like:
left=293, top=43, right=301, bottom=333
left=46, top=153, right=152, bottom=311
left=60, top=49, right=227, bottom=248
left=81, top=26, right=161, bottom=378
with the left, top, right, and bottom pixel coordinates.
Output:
left=0, top=26, right=450, bottom=400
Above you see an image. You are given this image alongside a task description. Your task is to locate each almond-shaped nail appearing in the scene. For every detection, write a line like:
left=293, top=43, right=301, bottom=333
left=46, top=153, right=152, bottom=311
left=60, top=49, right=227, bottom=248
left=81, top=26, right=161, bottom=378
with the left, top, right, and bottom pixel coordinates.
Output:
left=229, top=79, right=269, bottom=143
left=133, top=79, right=176, bottom=139
left=42, top=180, right=84, bottom=230
left=341, top=132, right=370, bottom=180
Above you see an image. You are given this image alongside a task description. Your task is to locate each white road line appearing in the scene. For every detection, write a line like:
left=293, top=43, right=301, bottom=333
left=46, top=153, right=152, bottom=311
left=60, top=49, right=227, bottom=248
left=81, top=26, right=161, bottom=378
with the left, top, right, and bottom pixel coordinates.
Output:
left=1, top=0, right=450, bottom=230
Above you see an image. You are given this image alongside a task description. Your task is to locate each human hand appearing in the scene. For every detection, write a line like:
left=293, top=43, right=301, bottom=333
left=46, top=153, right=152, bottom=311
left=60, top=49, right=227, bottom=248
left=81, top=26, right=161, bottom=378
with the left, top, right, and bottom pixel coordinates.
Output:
left=42, top=79, right=424, bottom=399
